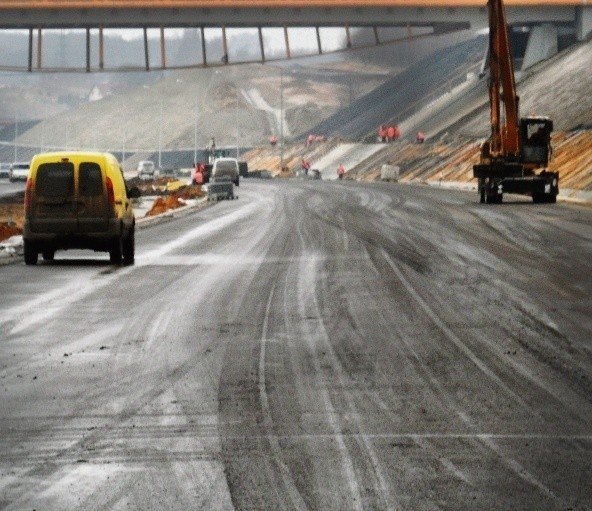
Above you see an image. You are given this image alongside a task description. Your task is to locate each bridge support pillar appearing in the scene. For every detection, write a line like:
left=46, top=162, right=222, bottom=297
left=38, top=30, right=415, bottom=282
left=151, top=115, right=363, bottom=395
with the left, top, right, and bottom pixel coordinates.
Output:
left=576, top=6, right=592, bottom=41
left=521, top=24, right=558, bottom=71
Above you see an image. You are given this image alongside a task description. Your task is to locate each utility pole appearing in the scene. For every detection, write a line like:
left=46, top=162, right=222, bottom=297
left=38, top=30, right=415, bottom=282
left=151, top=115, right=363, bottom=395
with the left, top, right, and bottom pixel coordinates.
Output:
left=158, top=99, right=163, bottom=169
left=13, top=115, right=18, bottom=162
left=236, top=87, right=239, bottom=158
left=280, top=68, right=284, bottom=172
left=194, top=99, right=199, bottom=165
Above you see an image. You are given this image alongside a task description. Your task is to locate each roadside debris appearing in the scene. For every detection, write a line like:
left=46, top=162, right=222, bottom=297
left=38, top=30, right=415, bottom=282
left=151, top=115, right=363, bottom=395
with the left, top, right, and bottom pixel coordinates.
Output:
left=144, top=184, right=205, bottom=217
left=0, top=221, right=21, bottom=242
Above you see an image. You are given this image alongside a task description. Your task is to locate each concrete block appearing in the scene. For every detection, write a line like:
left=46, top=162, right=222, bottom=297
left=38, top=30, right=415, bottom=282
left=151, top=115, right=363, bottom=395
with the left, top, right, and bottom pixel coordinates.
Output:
left=522, top=25, right=558, bottom=71
left=381, top=164, right=400, bottom=182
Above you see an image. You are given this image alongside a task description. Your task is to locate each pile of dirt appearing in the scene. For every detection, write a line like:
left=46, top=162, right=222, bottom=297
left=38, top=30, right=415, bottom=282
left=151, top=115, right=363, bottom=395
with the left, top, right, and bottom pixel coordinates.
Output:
left=145, top=196, right=185, bottom=217
left=0, top=222, right=21, bottom=243
left=144, top=185, right=204, bottom=217
left=174, top=186, right=205, bottom=200
left=0, top=204, right=24, bottom=243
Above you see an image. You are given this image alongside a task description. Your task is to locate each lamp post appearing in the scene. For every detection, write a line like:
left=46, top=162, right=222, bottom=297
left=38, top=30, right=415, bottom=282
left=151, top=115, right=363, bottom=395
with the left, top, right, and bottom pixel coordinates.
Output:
left=40, top=105, right=46, bottom=152
left=236, top=86, right=240, bottom=158
left=158, top=99, right=163, bottom=169
left=121, top=129, right=126, bottom=168
left=280, top=67, right=284, bottom=172
left=194, top=99, right=199, bottom=166
left=13, top=115, right=18, bottom=162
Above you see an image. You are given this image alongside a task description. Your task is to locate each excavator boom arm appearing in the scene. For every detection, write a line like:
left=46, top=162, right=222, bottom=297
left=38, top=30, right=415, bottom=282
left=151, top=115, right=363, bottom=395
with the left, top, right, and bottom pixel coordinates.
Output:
left=488, top=0, right=519, bottom=158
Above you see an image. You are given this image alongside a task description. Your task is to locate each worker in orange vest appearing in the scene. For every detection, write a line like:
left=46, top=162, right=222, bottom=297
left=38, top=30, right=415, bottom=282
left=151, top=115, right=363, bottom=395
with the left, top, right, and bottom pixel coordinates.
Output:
left=192, top=162, right=205, bottom=185
left=387, top=125, right=397, bottom=142
left=301, top=158, right=311, bottom=176
left=337, top=163, right=345, bottom=179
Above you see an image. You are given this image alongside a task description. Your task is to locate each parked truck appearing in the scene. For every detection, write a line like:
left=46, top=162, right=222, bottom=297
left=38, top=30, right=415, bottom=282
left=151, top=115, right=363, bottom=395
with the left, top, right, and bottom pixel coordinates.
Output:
left=473, top=0, right=559, bottom=204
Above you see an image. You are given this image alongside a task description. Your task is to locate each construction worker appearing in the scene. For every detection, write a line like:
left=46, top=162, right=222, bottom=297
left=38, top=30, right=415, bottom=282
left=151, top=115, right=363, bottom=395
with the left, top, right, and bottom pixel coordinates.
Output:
left=301, top=158, right=311, bottom=176
left=416, top=131, right=425, bottom=144
left=192, top=162, right=205, bottom=185
left=337, top=163, right=345, bottom=180
left=387, top=125, right=396, bottom=142
left=378, top=125, right=387, bottom=143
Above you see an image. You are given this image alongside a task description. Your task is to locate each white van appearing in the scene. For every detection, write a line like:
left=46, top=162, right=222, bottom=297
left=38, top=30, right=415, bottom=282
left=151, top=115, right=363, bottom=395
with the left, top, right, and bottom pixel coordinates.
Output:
left=137, top=160, right=157, bottom=181
left=211, top=158, right=239, bottom=187
left=9, top=161, right=30, bottom=182
left=0, top=163, right=10, bottom=178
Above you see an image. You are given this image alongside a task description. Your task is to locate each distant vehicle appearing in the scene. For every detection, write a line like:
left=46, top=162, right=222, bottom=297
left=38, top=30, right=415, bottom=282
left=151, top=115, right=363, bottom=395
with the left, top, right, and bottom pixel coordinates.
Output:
left=137, top=160, right=157, bottom=181
left=211, top=158, right=239, bottom=187
left=9, top=161, right=30, bottom=182
left=23, top=151, right=141, bottom=265
left=0, top=163, right=10, bottom=178
left=238, top=161, right=249, bottom=178
left=207, top=181, right=236, bottom=201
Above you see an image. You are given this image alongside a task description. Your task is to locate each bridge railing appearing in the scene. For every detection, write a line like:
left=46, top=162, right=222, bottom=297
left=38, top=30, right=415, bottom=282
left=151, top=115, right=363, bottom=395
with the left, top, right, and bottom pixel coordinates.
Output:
left=0, top=23, right=465, bottom=73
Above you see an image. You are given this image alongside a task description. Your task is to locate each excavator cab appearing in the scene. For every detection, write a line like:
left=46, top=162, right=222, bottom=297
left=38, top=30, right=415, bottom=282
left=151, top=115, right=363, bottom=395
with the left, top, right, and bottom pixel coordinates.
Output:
left=520, top=117, right=553, bottom=167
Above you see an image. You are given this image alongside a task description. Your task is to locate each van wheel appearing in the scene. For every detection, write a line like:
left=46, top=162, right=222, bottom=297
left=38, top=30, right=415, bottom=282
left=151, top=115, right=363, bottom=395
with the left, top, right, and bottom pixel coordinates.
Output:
left=24, top=240, right=38, bottom=266
left=42, top=249, right=55, bottom=261
left=109, top=236, right=123, bottom=264
left=122, top=228, right=135, bottom=266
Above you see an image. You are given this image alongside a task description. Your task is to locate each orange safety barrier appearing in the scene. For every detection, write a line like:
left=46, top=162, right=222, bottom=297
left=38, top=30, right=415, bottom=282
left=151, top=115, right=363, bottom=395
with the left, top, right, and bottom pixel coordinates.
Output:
left=0, top=0, right=585, bottom=8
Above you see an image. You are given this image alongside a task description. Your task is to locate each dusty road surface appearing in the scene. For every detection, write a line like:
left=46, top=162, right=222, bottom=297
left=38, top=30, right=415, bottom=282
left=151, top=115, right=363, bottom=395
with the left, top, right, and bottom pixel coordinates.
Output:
left=1, top=180, right=591, bottom=510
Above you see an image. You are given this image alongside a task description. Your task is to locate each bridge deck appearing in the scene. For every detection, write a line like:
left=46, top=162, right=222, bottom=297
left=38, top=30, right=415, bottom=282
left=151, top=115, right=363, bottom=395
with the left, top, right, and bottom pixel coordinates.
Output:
left=0, top=0, right=586, bottom=72
left=0, top=0, right=585, bottom=8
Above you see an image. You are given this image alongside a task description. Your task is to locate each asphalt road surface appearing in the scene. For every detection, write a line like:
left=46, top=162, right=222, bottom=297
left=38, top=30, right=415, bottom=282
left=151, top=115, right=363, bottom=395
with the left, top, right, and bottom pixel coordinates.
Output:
left=1, top=180, right=591, bottom=510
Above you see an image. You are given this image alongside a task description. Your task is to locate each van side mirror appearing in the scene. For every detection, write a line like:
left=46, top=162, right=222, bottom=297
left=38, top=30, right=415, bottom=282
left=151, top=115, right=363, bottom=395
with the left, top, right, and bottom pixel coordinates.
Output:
left=127, top=186, right=141, bottom=199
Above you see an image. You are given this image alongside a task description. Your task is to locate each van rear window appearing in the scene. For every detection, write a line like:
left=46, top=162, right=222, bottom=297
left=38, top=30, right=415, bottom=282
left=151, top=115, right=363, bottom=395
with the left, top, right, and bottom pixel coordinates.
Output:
left=79, top=162, right=103, bottom=196
left=36, top=162, right=74, bottom=198
left=216, top=161, right=237, bottom=172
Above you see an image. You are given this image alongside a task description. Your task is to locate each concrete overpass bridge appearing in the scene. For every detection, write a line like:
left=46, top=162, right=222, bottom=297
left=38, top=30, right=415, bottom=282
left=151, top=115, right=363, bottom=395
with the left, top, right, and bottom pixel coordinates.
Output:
left=0, top=0, right=589, bottom=71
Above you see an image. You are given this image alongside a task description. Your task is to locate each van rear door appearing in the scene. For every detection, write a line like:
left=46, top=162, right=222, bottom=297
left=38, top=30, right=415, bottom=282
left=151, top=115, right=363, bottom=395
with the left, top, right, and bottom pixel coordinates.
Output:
left=77, top=161, right=110, bottom=233
left=31, top=161, right=77, bottom=233
left=30, top=160, right=110, bottom=233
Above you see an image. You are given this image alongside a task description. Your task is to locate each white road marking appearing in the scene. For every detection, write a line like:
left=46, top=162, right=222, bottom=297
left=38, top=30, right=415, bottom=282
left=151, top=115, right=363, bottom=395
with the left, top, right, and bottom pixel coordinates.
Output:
left=1, top=201, right=260, bottom=335
left=382, top=249, right=530, bottom=408
left=259, top=286, right=309, bottom=511
left=381, top=249, right=579, bottom=509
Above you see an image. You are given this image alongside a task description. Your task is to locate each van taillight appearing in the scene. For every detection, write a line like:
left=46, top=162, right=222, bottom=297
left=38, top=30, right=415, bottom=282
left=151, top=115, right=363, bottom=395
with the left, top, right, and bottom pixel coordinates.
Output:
left=24, top=178, right=33, bottom=213
left=106, top=176, right=115, bottom=207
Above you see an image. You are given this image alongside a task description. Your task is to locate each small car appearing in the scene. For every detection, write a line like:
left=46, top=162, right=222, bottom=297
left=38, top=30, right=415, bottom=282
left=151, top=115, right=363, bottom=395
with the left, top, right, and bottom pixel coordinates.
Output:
left=0, top=163, right=10, bottom=178
left=23, top=151, right=140, bottom=265
left=137, top=160, right=157, bottom=181
left=238, top=161, right=249, bottom=178
left=211, top=158, right=239, bottom=187
left=9, top=161, right=30, bottom=182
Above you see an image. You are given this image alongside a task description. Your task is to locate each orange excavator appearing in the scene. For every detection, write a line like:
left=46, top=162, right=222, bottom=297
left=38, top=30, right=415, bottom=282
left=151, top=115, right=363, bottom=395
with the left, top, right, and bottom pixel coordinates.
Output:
left=473, top=0, right=559, bottom=204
